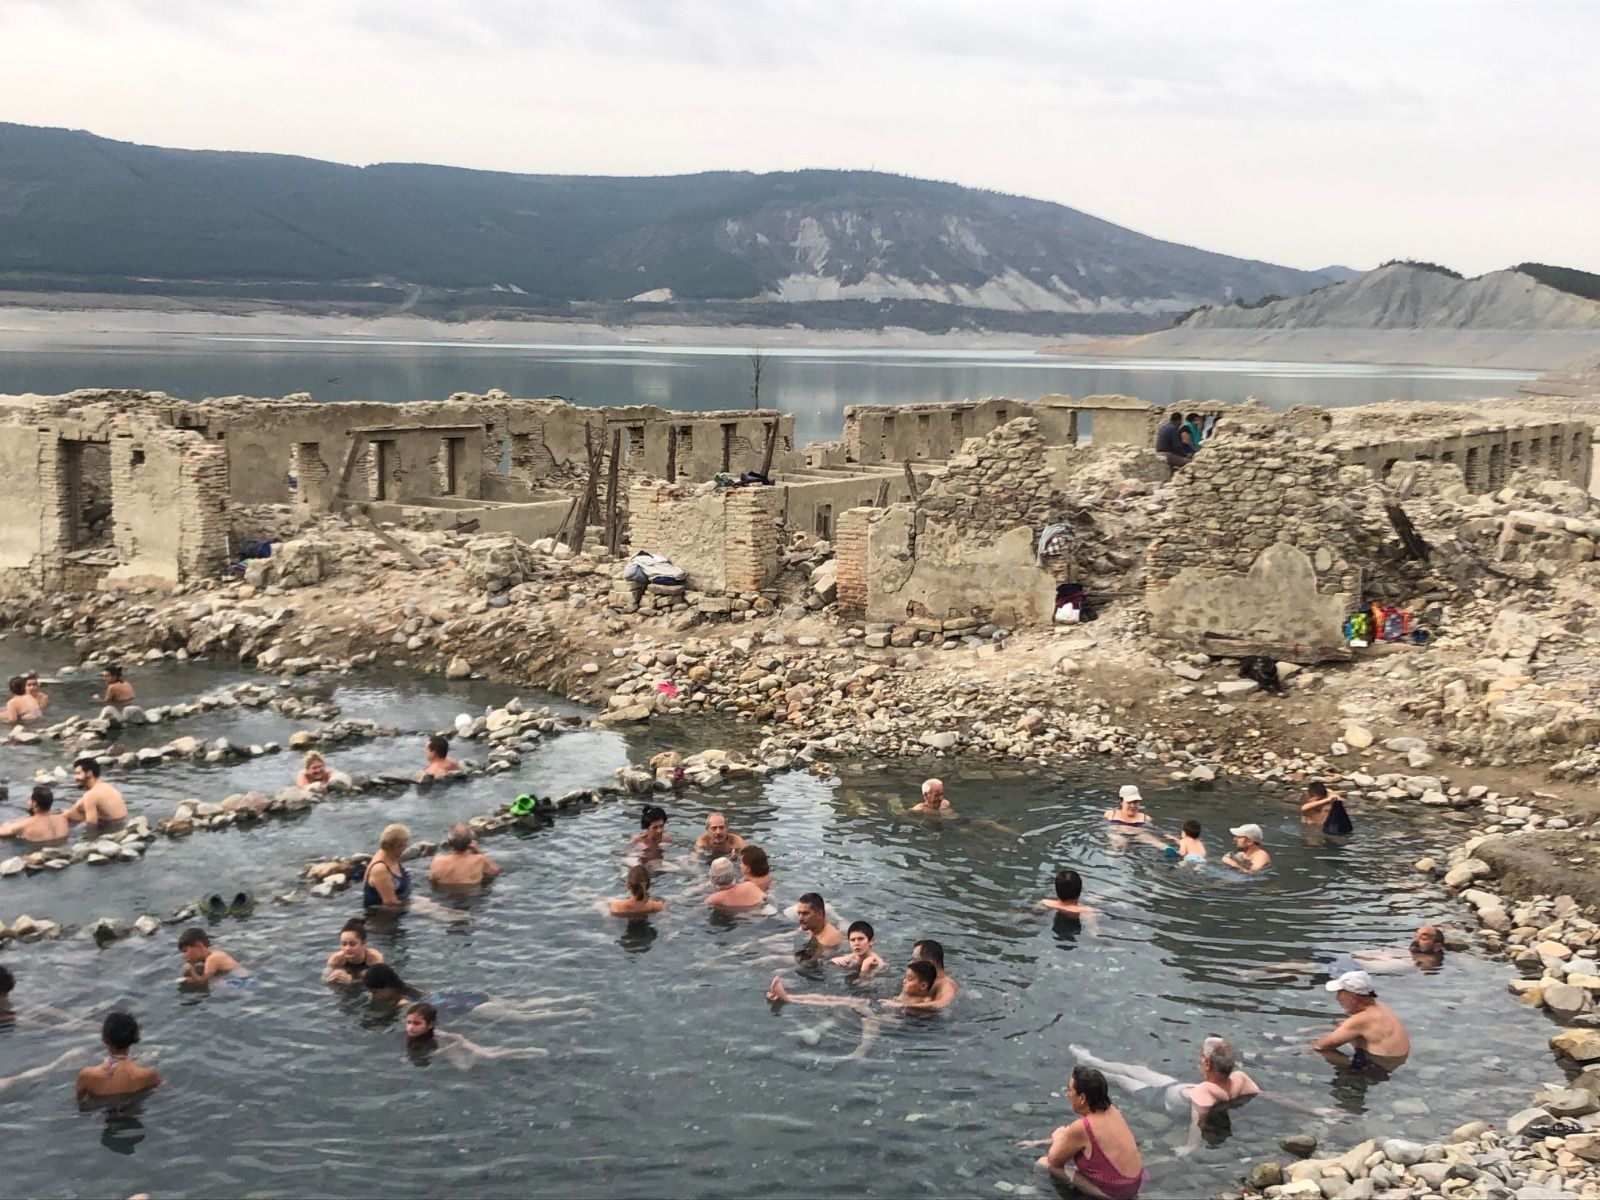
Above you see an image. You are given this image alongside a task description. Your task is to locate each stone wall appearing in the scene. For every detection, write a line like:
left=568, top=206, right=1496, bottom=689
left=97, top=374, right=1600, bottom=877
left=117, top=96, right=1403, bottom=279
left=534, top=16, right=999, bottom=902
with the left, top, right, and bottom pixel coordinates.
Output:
left=1332, top=418, right=1594, bottom=494
left=917, top=417, right=1064, bottom=538
left=627, top=482, right=783, bottom=593
left=843, top=398, right=1044, bottom=464
left=1144, top=424, right=1376, bottom=659
left=105, top=427, right=231, bottom=587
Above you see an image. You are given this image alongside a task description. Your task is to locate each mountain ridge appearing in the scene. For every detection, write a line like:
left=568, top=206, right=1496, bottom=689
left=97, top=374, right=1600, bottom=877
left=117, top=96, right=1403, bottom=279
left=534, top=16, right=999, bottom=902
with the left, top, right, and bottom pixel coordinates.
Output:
left=0, top=122, right=1345, bottom=331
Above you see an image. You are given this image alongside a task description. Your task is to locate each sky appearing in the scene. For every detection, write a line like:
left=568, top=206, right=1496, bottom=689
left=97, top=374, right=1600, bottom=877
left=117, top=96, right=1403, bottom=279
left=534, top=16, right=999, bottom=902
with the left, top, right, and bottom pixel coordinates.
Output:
left=2, top=0, right=1596, bottom=276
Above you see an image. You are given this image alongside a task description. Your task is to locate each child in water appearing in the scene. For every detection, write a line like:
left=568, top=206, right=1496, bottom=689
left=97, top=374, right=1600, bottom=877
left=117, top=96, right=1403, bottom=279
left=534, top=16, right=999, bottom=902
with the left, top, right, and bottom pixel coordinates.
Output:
left=1165, top=819, right=1206, bottom=865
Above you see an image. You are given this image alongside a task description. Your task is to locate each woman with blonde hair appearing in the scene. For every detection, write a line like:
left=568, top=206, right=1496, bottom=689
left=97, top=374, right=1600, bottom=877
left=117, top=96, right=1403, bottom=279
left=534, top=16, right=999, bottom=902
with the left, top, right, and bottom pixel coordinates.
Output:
left=297, top=750, right=331, bottom=789
left=363, top=824, right=414, bottom=908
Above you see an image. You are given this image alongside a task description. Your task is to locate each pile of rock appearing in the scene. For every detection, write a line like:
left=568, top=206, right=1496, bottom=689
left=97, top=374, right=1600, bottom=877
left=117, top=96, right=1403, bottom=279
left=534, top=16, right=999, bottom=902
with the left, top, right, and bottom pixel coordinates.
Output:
left=0, top=816, right=154, bottom=880
left=463, top=535, right=530, bottom=596
left=244, top=538, right=333, bottom=590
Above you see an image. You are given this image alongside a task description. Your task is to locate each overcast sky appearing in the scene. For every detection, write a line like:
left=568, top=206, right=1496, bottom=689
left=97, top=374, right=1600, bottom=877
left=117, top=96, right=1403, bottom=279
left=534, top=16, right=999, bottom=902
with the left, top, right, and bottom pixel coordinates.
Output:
left=4, top=0, right=1595, bottom=276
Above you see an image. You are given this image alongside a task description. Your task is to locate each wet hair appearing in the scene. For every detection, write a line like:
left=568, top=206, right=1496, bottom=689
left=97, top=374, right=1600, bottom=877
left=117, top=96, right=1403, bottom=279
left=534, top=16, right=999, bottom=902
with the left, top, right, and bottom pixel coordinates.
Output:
left=1307, top=781, right=1329, bottom=798
left=409, top=1001, right=438, bottom=1032
left=625, top=864, right=653, bottom=901
left=340, top=917, right=368, bottom=943
left=847, top=920, right=875, bottom=942
left=1071, top=1065, right=1112, bottom=1112
left=426, top=734, right=450, bottom=759
left=102, top=1011, right=141, bottom=1052
left=74, top=756, right=102, bottom=779
left=741, top=845, right=769, bottom=876
left=1181, top=819, right=1202, bottom=838
left=1200, top=1035, right=1237, bottom=1075
left=640, top=805, right=667, bottom=830
left=7, top=675, right=23, bottom=696
left=0, top=965, right=13, bottom=995
left=445, top=823, right=474, bottom=852
left=177, top=927, right=210, bottom=950
left=30, top=784, right=55, bottom=812
left=102, top=664, right=125, bottom=681
left=709, top=857, right=739, bottom=887
left=364, top=964, right=406, bottom=992
left=797, top=892, right=824, bottom=914
left=1411, top=925, right=1445, bottom=952
left=1054, top=870, right=1083, bottom=902
left=378, top=823, right=410, bottom=853
left=907, top=960, right=938, bottom=991
left=913, top=938, right=945, bottom=967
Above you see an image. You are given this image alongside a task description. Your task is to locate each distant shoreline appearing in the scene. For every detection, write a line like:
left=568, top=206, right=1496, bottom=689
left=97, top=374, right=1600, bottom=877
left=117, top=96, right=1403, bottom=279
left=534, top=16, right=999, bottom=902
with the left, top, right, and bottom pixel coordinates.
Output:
left=0, top=298, right=1063, bottom=354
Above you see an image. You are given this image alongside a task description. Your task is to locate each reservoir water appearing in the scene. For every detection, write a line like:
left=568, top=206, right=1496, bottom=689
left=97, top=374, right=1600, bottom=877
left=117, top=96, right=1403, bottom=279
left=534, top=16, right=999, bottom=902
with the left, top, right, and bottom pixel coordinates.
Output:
left=0, top=331, right=1536, bottom=447
left=0, top=634, right=1554, bottom=1197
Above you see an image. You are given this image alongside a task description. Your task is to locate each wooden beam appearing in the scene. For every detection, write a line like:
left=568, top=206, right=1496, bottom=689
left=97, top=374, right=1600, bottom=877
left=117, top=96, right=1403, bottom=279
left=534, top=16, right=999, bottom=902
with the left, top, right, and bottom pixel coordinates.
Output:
left=875, top=479, right=890, bottom=508
left=665, top=425, right=677, bottom=484
left=759, top=419, right=778, bottom=480
left=902, top=460, right=920, bottom=500
left=604, top=428, right=623, bottom=555
left=570, top=425, right=603, bottom=552
left=355, top=512, right=430, bottom=570
left=334, top=432, right=370, bottom=504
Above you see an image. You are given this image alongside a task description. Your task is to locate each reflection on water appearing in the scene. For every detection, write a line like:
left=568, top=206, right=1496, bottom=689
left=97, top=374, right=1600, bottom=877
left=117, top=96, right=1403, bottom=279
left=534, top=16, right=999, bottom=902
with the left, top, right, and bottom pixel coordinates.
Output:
left=0, top=636, right=1556, bottom=1198
left=0, top=334, right=1533, bottom=447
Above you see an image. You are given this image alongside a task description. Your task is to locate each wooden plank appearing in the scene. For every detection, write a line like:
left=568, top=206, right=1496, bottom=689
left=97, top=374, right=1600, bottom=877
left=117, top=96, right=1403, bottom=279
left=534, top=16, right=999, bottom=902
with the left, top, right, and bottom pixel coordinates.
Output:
left=902, top=460, right=920, bottom=500
left=759, top=419, right=778, bottom=479
left=875, top=479, right=890, bottom=507
left=1198, top=631, right=1350, bottom=664
left=356, top=513, right=429, bottom=570
left=665, top=425, right=677, bottom=484
left=604, top=428, right=623, bottom=555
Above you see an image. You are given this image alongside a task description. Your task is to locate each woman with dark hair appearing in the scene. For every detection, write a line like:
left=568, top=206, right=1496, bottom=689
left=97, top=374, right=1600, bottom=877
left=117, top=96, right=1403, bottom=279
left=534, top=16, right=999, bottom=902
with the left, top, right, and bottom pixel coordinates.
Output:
left=740, top=844, right=773, bottom=893
left=1024, top=1065, right=1148, bottom=1199
left=324, top=918, right=384, bottom=985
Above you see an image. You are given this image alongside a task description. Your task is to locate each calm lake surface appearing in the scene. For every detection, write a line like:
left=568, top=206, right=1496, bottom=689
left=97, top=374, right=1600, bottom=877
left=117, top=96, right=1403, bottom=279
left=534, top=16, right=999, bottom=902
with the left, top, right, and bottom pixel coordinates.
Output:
left=0, top=332, right=1536, bottom=447
left=0, top=634, right=1555, bottom=1198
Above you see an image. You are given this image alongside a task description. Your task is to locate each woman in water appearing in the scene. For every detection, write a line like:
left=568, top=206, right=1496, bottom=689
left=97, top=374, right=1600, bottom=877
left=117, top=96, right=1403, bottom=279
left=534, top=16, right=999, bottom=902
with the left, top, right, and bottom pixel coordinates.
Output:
left=3, top=676, right=42, bottom=726
left=740, top=844, right=773, bottom=893
left=402, top=1002, right=548, bottom=1069
left=609, top=865, right=666, bottom=916
left=1102, top=787, right=1150, bottom=827
left=363, top=824, right=415, bottom=908
left=366, top=964, right=585, bottom=1025
left=1024, top=1065, right=1149, bottom=1199
left=324, top=917, right=384, bottom=985
left=297, top=751, right=332, bottom=790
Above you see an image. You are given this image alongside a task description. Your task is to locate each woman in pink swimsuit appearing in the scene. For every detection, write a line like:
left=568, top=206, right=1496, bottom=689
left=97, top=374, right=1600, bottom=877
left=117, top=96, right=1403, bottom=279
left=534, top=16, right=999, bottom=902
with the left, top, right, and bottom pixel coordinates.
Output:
left=1030, top=1065, right=1149, bottom=1199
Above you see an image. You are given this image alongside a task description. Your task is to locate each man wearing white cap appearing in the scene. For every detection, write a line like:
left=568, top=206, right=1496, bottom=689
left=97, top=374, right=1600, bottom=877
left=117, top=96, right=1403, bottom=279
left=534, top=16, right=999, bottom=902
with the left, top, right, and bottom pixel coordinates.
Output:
left=1313, top=970, right=1410, bottom=1074
left=1220, top=824, right=1270, bottom=873
left=1103, top=786, right=1150, bottom=827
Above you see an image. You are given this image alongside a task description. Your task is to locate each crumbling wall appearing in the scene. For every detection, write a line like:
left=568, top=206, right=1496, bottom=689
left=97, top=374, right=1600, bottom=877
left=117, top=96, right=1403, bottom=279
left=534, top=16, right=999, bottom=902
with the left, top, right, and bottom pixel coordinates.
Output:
left=843, top=398, right=1034, bottom=463
left=1332, top=418, right=1593, bottom=494
left=1144, top=425, right=1373, bottom=659
left=105, top=427, right=230, bottom=588
left=627, top=483, right=782, bottom=593
left=0, top=428, right=47, bottom=587
left=918, top=418, right=1063, bottom=537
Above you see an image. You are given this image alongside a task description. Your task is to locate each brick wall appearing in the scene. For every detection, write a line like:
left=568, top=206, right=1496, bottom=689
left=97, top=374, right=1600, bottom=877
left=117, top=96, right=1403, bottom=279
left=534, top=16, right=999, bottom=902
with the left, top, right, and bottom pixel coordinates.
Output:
left=834, top=507, right=873, bottom=617
left=723, top=487, right=781, bottom=592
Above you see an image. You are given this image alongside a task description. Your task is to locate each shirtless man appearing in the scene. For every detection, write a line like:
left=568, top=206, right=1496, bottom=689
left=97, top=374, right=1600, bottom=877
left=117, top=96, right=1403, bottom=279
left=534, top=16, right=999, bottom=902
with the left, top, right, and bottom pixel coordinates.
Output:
left=1300, top=781, right=1343, bottom=825
left=912, top=939, right=958, bottom=1008
left=704, top=856, right=765, bottom=909
left=741, top=844, right=773, bottom=893
left=0, top=785, right=70, bottom=843
left=177, top=927, right=244, bottom=987
left=91, top=665, right=141, bottom=725
left=831, top=920, right=885, bottom=976
left=64, top=757, right=128, bottom=827
left=910, top=778, right=952, bottom=816
left=429, top=823, right=501, bottom=886
left=1037, top=869, right=1095, bottom=917
left=1072, top=1036, right=1261, bottom=1155
left=75, top=1012, right=161, bottom=1104
left=423, top=734, right=461, bottom=778
left=24, top=673, right=48, bottom=713
left=694, top=812, right=747, bottom=856
left=795, top=892, right=844, bottom=961
left=1312, top=970, right=1411, bottom=1074
left=4, top=676, right=42, bottom=726
left=1220, top=823, right=1271, bottom=874
left=767, top=960, right=939, bottom=1011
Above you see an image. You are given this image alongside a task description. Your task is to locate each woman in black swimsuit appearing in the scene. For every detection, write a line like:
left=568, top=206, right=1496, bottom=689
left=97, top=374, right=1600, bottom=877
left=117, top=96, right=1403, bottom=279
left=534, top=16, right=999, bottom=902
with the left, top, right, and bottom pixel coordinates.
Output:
left=323, top=917, right=384, bottom=985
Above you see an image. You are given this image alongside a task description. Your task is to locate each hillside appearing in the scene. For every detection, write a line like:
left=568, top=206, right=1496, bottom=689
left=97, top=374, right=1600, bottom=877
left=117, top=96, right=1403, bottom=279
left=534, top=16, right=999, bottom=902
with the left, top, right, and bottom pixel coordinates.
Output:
left=1077, top=263, right=1600, bottom=370
left=0, top=123, right=1342, bottom=331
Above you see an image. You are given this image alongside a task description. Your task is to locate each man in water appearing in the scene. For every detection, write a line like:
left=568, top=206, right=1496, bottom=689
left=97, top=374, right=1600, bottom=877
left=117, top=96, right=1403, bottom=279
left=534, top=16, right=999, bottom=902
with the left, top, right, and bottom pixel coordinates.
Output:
left=704, top=856, right=765, bottom=909
left=1312, top=970, right=1411, bottom=1075
left=177, top=927, right=244, bottom=986
left=429, top=822, right=501, bottom=886
left=831, top=920, right=885, bottom=976
left=1156, top=411, right=1194, bottom=471
left=1299, top=781, right=1343, bottom=825
left=694, top=812, right=747, bottom=856
left=91, top=664, right=142, bottom=725
left=75, top=1012, right=161, bottom=1104
left=63, top=757, right=128, bottom=828
left=795, top=892, right=844, bottom=961
left=1220, top=823, right=1271, bottom=873
left=423, top=734, right=461, bottom=778
left=0, top=785, right=69, bottom=843
left=1071, top=1037, right=1260, bottom=1155
left=765, top=960, right=940, bottom=1011
left=4, top=676, right=43, bottom=725
left=1037, top=869, right=1095, bottom=917
left=403, top=1002, right=548, bottom=1070
left=912, top=939, right=959, bottom=1008
left=910, top=778, right=952, bottom=816
left=24, top=673, right=48, bottom=713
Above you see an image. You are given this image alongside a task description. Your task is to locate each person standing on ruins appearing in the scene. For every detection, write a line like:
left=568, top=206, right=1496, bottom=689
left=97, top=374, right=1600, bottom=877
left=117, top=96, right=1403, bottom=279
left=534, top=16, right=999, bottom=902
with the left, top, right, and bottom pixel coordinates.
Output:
left=1155, top=412, right=1194, bottom=472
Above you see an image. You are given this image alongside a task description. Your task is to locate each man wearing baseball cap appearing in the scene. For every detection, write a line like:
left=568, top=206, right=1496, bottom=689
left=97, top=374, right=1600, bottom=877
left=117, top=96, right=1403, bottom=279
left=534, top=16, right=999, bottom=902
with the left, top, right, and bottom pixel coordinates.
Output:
left=1312, top=970, right=1411, bottom=1075
left=1220, top=824, right=1271, bottom=873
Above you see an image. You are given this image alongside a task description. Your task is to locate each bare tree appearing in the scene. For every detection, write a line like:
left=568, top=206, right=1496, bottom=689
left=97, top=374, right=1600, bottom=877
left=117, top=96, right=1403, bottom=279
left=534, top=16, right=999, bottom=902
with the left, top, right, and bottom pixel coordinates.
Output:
left=749, top=351, right=766, bottom=408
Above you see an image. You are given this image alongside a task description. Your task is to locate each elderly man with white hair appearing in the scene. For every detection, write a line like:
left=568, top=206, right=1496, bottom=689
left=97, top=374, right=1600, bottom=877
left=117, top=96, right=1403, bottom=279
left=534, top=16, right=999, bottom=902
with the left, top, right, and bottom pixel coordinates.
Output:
left=909, top=778, right=953, bottom=816
left=703, top=856, right=765, bottom=910
left=1069, top=1036, right=1261, bottom=1155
